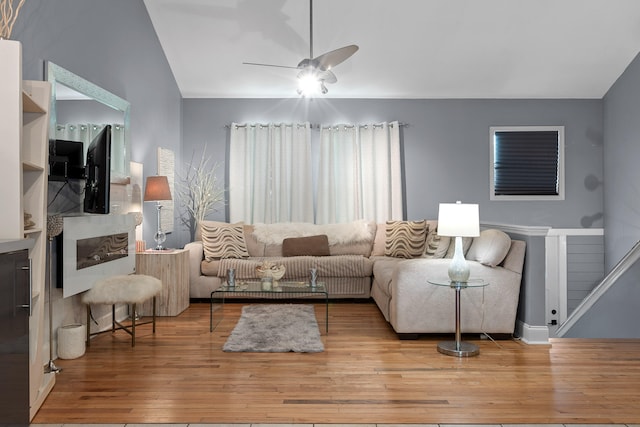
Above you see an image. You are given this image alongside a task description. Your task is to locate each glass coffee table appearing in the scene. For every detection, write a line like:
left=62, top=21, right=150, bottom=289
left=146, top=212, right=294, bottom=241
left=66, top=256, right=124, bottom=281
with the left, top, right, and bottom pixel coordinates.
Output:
left=210, top=280, right=329, bottom=333
left=428, top=278, right=488, bottom=357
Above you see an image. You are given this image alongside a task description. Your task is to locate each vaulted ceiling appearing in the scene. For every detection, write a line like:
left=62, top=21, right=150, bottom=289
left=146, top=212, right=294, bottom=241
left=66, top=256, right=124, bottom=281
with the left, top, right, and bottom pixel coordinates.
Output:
left=143, top=0, right=640, bottom=99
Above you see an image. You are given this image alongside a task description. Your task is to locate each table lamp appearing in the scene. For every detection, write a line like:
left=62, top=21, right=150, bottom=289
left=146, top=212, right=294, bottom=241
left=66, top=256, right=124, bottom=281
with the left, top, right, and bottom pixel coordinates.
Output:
left=144, top=175, right=172, bottom=250
left=437, top=201, right=480, bottom=283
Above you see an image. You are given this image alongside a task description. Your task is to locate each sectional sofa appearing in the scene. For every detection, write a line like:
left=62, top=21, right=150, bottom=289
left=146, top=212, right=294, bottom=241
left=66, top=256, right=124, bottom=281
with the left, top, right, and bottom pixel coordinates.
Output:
left=184, top=219, right=526, bottom=336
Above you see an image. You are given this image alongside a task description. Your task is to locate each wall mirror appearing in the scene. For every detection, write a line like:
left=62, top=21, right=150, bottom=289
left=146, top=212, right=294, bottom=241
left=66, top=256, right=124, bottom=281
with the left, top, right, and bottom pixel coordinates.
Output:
left=46, top=61, right=130, bottom=182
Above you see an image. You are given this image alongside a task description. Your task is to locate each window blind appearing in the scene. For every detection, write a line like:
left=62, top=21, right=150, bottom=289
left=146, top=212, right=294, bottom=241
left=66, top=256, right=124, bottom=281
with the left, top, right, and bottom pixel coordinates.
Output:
left=493, top=130, right=560, bottom=196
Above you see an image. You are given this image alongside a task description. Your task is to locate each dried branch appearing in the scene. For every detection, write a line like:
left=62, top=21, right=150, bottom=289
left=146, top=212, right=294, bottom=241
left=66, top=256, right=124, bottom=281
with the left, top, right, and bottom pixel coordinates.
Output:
left=0, top=0, right=26, bottom=40
left=176, top=147, right=225, bottom=241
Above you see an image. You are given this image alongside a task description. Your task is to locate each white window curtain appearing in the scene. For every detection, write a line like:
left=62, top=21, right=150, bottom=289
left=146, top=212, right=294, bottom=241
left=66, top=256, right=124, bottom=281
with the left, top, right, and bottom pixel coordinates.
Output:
left=55, top=123, right=125, bottom=168
left=229, top=122, right=314, bottom=223
left=316, top=121, right=403, bottom=224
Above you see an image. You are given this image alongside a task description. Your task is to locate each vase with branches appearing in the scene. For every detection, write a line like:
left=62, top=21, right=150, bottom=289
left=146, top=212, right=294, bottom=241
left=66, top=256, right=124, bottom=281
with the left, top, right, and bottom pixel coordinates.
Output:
left=176, top=148, right=225, bottom=242
left=0, top=0, right=26, bottom=40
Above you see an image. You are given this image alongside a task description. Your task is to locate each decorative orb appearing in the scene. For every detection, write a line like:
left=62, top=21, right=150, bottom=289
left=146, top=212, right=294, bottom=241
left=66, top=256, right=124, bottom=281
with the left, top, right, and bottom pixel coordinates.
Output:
left=47, top=215, right=64, bottom=238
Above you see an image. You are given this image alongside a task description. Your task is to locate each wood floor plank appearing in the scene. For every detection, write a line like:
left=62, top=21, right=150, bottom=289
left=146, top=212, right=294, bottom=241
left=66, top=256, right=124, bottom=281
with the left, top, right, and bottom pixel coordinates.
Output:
left=32, top=301, right=640, bottom=424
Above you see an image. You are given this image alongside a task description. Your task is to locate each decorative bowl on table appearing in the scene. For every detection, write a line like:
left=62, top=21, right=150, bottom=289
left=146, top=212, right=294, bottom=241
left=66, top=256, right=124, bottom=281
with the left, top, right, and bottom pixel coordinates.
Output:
left=255, top=260, right=286, bottom=283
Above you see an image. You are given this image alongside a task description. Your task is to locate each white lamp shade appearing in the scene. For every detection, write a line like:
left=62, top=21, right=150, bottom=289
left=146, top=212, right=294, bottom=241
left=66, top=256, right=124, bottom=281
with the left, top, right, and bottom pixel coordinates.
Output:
left=437, top=202, right=480, bottom=237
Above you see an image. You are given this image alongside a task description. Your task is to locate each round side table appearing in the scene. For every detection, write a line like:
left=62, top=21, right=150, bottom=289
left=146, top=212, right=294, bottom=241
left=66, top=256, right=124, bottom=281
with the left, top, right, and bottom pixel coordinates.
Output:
left=428, top=278, right=489, bottom=357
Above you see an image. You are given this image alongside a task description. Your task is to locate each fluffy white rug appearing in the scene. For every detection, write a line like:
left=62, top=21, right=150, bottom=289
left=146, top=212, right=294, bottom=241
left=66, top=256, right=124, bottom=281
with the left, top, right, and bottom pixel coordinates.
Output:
left=252, top=220, right=374, bottom=245
left=223, top=304, right=324, bottom=353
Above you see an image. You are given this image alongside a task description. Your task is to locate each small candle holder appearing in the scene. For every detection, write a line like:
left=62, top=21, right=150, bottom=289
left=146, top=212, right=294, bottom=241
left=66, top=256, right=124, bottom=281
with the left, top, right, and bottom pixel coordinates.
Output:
left=310, top=267, right=318, bottom=287
left=261, top=276, right=273, bottom=291
left=227, top=268, right=235, bottom=288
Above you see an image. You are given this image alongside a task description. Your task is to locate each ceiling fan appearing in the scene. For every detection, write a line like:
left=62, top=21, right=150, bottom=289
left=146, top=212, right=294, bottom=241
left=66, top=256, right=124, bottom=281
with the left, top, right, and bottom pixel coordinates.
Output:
left=243, top=0, right=359, bottom=95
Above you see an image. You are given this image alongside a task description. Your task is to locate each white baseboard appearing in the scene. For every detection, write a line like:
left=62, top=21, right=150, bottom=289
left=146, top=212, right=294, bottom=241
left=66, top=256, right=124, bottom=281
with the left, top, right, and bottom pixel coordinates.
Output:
left=516, top=320, right=550, bottom=344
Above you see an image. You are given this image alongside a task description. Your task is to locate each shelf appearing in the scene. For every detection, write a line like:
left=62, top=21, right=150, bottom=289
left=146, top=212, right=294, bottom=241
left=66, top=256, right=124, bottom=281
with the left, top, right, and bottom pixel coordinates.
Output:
left=23, top=161, right=44, bottom=172
left=22, top=91, right=45, bottom=114
left=23, top=228, right=42, bottom=236
left=1, top=41, right=53, bottom=420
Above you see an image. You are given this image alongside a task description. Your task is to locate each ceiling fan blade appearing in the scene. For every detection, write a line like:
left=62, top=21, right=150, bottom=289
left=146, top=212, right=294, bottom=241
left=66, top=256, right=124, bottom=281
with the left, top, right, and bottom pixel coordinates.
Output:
left=243, top=62, right=299, bottom=70
left=318, top=70, right=337, bottom=84
left=313, top=45, right=359, bottom=70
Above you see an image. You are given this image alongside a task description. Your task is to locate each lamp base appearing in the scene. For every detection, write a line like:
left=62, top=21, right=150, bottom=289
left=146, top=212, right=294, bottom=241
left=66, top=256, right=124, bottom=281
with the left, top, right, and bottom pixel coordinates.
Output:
left=437, top=340, right=479, bottom=357
left=154, top=231, right=166, bottom=250
left=154, top=202, right=166, bottom=250
left=44, top=360, right=62, bottom=374
left=447, top=236, right=470, bottom=283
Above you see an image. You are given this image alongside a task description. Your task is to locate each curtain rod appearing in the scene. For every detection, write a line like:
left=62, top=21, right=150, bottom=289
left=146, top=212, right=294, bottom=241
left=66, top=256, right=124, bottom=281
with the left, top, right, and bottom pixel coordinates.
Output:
left=225, top=122, right=409, bottom=129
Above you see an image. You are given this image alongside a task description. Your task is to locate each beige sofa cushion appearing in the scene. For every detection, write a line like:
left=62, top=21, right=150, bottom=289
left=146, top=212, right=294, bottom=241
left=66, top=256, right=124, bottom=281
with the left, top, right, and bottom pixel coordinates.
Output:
left=466, top=229, right=512, bottom=267
left=216, top=255, right=373, bottom=279
left=384, top=220, right=428, bottom=258
left=371, top=223, right=387, bottom=256
left=242, top=224, right=265, bottom=257
left=201, top=221, right=250, bottom=260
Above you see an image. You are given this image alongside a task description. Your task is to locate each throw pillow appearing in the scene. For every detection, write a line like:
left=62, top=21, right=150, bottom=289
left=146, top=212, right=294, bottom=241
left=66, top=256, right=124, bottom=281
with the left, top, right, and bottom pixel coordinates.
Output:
left=423, top=228, right=450, bottom=259
left=201, top=221, right=250, bottom=260
left=282, top=235, right=331, bottom=257
left=384, top=220, right=428, bottom=258
left=466, top=229, right=512, bottom=267
left=444, top=237, right=474, bottom=258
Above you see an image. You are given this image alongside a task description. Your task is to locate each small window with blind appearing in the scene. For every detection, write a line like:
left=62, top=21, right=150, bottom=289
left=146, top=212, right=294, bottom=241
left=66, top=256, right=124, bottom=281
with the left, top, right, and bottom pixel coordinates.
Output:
left=490, top=126, right=564, bottom=201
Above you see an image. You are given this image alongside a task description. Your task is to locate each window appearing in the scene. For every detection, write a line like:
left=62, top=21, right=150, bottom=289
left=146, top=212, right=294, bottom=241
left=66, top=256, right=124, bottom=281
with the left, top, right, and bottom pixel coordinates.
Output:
left=490, top=126, right=564, bottom=201
left=228, top=121, right=404, bottom=224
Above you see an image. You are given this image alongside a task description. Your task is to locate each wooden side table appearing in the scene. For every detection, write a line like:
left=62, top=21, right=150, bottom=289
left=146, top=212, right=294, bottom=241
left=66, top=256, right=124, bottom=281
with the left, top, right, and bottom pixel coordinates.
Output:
left=136, top=249, right=189, bottom=316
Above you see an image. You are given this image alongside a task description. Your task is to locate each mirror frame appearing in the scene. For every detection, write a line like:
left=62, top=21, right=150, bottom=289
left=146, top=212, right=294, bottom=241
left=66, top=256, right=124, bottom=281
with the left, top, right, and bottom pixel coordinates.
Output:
left=46, top=61, right=131, bottom=180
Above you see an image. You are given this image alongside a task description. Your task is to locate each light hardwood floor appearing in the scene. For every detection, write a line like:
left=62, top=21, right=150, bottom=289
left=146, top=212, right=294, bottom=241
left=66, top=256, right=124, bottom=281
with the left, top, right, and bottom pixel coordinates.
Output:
left=32, top=302, right=640, bottom=425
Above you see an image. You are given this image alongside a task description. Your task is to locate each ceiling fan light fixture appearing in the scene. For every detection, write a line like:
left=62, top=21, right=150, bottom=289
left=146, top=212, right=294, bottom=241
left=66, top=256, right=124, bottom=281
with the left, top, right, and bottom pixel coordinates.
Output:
left=297, top=70, right=326, bottom=97
left=244, top=0, right=357, bottom=97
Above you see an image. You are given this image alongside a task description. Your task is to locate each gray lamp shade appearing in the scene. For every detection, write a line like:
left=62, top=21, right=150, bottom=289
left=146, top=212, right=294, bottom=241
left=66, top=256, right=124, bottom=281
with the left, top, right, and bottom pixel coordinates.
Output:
left=144, top=176, right=172, bottom=202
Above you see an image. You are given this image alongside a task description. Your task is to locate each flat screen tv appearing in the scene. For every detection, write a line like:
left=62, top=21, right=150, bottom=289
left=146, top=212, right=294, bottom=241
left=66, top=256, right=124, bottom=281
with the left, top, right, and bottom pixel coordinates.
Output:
left=49, top=139, right=85, bottom=180
left=83, top=125, right=111, bottom=214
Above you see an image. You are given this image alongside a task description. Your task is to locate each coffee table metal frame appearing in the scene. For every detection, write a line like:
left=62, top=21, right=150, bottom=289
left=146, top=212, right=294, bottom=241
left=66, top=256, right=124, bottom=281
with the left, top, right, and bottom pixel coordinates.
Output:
left=427, top=278, right=488, bottom=357
left=210, top=281, right=329, bottom=334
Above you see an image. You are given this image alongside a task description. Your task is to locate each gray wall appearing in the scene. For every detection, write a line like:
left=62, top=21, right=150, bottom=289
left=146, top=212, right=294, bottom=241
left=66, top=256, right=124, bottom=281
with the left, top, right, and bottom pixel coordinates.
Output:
left=13, top=0, right=183, bottom=249
left=508, top=233, right=547, bottom=327
left=562, top=51, right=640, bottom=337
left=182, top=98, right=603, bottom=240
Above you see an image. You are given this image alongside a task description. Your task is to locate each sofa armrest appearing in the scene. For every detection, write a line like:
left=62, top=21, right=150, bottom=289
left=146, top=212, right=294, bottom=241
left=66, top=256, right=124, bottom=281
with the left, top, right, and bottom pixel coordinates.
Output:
left=389, top=258, right=522, bottom=334
left=501, top=240, right=526, bottom=274
left=184, top=241, right=205, bottom=281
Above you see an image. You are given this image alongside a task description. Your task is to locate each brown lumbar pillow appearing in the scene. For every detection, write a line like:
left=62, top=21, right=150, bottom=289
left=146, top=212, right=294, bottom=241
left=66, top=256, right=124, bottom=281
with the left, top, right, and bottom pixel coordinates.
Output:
left=282, top=235, right=331, bottom=257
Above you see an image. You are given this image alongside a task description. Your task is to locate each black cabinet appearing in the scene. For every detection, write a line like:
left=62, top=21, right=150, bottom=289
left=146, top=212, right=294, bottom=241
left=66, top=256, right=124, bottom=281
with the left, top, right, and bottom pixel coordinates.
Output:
left=0, top=248, right=30, bottom=425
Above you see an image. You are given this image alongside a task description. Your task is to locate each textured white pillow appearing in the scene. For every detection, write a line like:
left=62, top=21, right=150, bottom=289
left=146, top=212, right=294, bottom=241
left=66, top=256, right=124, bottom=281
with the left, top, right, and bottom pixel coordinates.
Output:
left=384, top=220, right=427, bottom=258
left=466, top=229, right=512, bottom=267
left=201, top=221, right=250, bottom=260
left=423, top=228, right=450, bottom=259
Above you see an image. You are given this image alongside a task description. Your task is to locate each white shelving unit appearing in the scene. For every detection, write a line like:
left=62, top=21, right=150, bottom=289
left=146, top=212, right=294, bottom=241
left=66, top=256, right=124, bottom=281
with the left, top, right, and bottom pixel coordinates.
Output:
left=0, top=40, right=55, bottom=420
